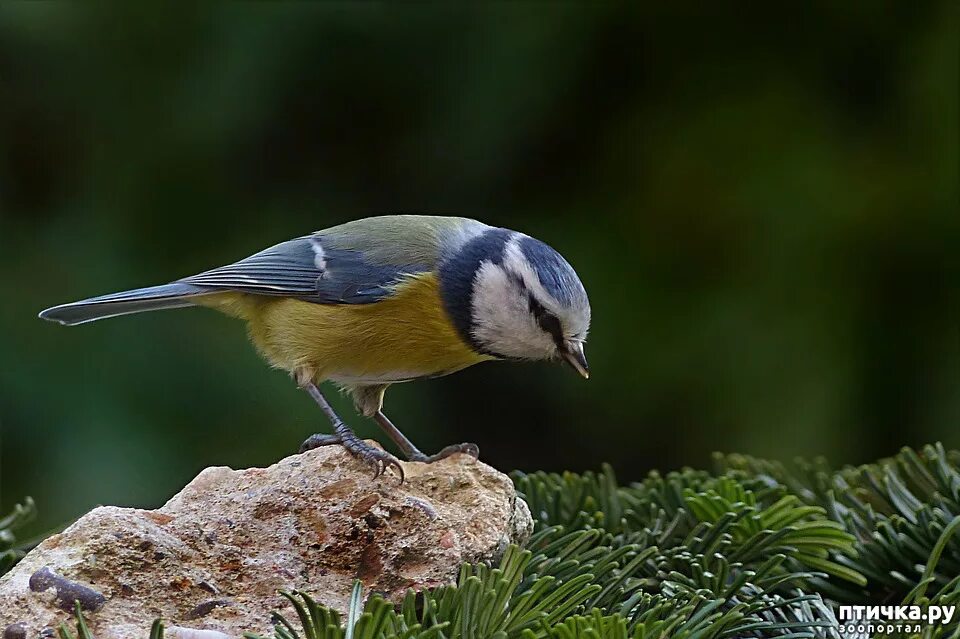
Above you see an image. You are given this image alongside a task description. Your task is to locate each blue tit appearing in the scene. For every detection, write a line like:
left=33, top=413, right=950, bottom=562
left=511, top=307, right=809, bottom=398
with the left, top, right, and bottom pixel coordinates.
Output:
left=39, top=215, right=591, bottom=479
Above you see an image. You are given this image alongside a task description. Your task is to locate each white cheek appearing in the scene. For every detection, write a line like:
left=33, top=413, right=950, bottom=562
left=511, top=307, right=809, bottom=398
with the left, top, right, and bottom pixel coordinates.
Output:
left=470, top=262, right=555, bottom=359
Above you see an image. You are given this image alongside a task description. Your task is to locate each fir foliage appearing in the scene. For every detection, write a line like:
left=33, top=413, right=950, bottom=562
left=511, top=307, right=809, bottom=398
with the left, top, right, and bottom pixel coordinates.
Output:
left=716, top=443, right=960, bottom=605
left=0, top=496, right=36, bottom=575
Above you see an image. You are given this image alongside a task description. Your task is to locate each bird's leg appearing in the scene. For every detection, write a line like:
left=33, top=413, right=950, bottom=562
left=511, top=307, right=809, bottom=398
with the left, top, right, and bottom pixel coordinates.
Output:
left=373, top=411, right=480, bottom=463
left=298, top=382, right=404, bottom=482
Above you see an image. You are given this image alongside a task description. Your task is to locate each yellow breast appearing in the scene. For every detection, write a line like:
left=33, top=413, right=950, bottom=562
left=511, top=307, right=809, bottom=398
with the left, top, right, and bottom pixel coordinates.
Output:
left=200, top=272, right=492, bottom=384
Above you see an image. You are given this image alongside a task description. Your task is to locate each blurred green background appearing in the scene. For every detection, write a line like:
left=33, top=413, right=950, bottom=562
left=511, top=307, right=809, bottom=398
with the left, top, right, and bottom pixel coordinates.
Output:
left=1, top=3, right=957, bottom=533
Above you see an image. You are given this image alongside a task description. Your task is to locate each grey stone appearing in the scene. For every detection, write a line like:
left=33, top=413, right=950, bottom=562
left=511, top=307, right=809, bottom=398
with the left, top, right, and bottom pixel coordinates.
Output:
left=0, top=444, right=532, bottom=638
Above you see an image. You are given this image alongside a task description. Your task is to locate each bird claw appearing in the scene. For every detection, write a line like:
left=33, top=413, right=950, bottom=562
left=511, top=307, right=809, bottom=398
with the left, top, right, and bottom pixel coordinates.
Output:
left=299, top=433, right=341, bottom=453
left=361, top=447, right=405, bottom=483
left=455, top=442, right=481, bottom=459
left=411, top=442, right=480, bottom=463
left=340, top=435, right=404, bottom=483
left=298, top=432, right=405, bottom=483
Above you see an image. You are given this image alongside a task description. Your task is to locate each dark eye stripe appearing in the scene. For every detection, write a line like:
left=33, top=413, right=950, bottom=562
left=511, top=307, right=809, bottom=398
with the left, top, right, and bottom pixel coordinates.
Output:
left=506, top=268, right=565, bottom=347
left=528, top=294, right=564, bottom=347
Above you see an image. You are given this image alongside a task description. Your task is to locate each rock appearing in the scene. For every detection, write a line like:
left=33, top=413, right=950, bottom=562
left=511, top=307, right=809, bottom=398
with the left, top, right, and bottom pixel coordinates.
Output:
left=2, top=623, right=26, bottom=639
left=0, top=444, right=532, bottom=638
left=166, top=629, right=234, bottom=639
left=28, top=566, right=107, bottom=612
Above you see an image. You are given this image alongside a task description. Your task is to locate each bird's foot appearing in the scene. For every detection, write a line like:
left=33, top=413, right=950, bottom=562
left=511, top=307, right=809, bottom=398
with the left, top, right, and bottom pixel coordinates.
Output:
left=409, top=442, right=480, bottom=463
left=299, top=424, right=404, bottom=483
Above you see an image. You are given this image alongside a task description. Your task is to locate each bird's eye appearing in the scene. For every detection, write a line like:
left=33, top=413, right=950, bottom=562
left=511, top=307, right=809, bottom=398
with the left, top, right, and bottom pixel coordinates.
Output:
left=528, top=295, right=564, bottom=347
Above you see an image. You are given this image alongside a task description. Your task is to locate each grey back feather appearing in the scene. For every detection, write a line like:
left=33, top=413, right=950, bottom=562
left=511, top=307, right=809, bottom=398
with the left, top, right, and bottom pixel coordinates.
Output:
left=180, top=235, right=428, bottom=303
left=179, top=215, right=489, bottom=303
left=39, top=215, right=490, bottom=325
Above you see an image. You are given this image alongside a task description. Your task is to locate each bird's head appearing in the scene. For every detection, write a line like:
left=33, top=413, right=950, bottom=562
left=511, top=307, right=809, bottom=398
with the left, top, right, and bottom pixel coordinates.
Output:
left=440, top=228, right=591, bottom=378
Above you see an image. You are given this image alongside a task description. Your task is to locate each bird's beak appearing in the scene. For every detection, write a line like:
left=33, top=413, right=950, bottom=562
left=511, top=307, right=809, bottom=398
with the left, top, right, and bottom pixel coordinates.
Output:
left=561, top=341, right=590, bottom=379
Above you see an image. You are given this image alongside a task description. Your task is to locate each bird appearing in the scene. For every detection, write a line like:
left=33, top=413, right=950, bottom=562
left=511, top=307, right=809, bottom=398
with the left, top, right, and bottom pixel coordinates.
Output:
left=39, top=215, right=591, bottom=480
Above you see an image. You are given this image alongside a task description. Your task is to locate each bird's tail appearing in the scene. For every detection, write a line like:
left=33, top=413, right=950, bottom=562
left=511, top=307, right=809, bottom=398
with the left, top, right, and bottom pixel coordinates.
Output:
left=38, top=282, right=212, bottom=326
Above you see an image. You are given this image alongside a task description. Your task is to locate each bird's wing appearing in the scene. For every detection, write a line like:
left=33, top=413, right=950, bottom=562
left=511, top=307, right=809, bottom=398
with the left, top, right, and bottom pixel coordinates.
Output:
left=179, top=233, right=430, bottom=304
left=180, top=216, right=490, bottom=304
